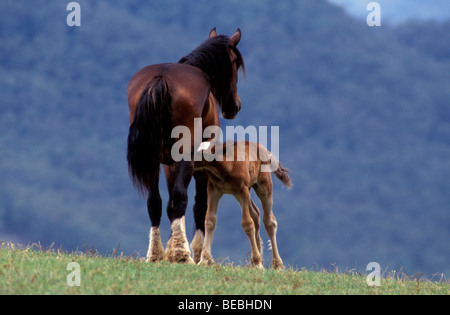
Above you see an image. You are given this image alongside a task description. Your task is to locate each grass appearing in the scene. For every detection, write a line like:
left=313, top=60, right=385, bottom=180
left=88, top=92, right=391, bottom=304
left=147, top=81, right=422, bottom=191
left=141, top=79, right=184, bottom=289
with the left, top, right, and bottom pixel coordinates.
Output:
left=0, top=242, right=448, bottom=295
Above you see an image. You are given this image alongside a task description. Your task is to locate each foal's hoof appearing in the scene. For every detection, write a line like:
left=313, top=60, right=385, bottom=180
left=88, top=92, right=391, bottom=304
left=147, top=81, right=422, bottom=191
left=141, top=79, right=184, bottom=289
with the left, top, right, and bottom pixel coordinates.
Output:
left=190, top=230, right=205, bottom=264
left=272, top=258, right=284, bottom=270
left=199, top=255, right=216, bottom=266
left=273, top=262, right=284, bottom=270
left=253, top=262, right=264, bottom=270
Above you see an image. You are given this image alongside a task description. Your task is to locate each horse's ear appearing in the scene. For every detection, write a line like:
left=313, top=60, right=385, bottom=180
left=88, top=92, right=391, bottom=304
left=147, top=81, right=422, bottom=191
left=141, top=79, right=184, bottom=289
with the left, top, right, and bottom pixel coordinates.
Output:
left=229, top=28, right=241, bottom=47
left=209, top=27, right=218, bottom=39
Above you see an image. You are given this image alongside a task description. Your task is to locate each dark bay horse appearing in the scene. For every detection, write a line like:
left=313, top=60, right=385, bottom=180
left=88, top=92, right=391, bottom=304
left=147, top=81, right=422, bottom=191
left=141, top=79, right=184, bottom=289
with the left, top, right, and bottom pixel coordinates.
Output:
left=127, top=28, right=245, bottom=263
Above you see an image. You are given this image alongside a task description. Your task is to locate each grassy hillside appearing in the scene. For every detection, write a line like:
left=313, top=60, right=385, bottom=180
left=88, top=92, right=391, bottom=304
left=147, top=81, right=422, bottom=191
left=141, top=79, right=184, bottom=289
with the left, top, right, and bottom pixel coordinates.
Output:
left=1, top=0, right=449, bottom=278
left=1, top=244, right=448, bottom=295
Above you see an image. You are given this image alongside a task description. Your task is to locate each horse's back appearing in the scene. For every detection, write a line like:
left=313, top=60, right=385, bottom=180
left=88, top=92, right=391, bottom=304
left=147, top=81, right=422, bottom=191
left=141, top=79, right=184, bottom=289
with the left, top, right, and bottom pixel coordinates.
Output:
left=127, top=63, right=211, bottom=122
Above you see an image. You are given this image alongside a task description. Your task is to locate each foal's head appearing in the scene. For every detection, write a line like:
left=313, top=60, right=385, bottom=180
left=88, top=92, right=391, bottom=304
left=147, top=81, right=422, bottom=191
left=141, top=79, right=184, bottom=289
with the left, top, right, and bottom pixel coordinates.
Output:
left=179, top=28, right=245, bottom=119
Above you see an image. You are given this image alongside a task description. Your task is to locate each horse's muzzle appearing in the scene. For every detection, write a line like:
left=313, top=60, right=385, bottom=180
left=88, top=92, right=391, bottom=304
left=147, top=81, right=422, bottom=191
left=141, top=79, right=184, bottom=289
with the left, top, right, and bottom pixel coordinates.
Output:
left=222, top=99, right=241, bottom=120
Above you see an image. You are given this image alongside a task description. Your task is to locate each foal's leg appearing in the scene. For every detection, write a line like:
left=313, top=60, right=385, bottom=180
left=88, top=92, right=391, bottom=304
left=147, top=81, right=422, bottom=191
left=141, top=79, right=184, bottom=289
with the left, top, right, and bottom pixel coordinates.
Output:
left=191, top=171, right=208, bottom=264
left=236, top=187, right=264, bottom=269
left=255, top=177, right=284, bottom=270
left=199, top=183, right=222, bottom=266
left=249, top=197, right=263, bottom=257
left=164, top=161, right=195, bottom=264
left=145, top=169, right=165, bottom=262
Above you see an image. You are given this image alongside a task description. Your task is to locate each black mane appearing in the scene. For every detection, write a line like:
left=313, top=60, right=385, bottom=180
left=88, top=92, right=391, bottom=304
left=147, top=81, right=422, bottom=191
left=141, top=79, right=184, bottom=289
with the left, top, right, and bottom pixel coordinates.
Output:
left=179, top=35, right=244, bottom=104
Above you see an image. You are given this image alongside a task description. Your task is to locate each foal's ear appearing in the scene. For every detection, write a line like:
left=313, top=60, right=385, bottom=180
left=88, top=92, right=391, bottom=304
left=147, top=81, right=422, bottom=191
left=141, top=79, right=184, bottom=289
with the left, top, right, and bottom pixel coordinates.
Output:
left=209, top=27, right=218, bottom=39
left=229, top=28, right=241, bottom=47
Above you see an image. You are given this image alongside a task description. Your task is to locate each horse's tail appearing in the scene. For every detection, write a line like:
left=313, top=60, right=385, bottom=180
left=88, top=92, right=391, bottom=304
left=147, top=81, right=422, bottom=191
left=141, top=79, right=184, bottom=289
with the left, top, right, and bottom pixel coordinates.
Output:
left=273, top=161, right=293, bottom=190
left=261, top=146, right=292, bottom=189
left=127, top=75, right=172, bottom=194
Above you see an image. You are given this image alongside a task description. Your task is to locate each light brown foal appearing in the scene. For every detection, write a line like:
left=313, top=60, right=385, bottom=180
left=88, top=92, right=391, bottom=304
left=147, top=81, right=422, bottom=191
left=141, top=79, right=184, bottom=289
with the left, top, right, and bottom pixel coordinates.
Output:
left=193, top=141, right=292, bottom=269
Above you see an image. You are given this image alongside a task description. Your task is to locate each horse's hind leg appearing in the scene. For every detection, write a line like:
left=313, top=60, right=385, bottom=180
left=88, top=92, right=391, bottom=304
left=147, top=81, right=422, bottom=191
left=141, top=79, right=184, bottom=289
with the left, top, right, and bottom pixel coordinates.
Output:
left=191, top=171, right=208, bottom=264
left=145, top=169, right=165, bottom=262
left=255, top=179, right=284, bottom=270
left=236, top=187, right=263, bottom=269
left=164, top=161, right=195, bottom=264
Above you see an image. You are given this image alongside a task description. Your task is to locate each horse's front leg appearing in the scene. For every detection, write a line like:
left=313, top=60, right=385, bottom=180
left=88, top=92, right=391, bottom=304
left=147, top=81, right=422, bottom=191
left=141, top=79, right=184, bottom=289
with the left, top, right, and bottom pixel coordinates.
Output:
left=164, top=161, right=195, bottom=264
left=249, top=197, right=263, bottom=257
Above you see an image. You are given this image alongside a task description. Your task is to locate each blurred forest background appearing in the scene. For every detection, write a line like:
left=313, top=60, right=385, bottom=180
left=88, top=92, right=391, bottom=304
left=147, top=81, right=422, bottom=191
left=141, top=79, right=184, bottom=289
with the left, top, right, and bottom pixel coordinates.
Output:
left=0, top=0, right=449, bottom=278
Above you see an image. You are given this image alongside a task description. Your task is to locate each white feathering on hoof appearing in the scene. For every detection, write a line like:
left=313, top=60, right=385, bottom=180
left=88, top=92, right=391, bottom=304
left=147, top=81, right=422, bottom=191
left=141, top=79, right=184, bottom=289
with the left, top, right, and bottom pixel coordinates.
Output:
left=166, top=216, right=194, bottom=264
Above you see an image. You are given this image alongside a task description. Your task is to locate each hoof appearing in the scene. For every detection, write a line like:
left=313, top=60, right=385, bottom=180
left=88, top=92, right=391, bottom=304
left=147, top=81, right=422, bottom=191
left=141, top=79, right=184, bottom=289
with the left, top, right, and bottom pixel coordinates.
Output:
left=146, top=227, right=165, bottom=262
left=166, top=248, right=195, bottom=264
left=272, top=260, right=284, bottom=270
left=166, top=216, right=194, bottom=264
left=253, top=262, right=264, bottom=270
left=199, top=254, right=216, bottom=266
left=146, top=253, right=165, bottom=263
left=190, top=230, right=205, bottom=264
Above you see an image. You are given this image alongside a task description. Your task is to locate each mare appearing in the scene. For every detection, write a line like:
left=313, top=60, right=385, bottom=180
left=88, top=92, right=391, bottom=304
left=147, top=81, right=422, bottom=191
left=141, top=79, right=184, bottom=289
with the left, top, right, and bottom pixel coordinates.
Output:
left=127, top=28, right=245, bottom=263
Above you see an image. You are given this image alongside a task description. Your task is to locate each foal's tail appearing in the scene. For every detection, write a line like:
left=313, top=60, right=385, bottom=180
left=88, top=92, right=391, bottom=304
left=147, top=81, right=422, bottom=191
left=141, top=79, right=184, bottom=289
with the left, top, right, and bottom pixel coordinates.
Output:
left=263, top=148, right=292, bottom=189
left=274, top=161, right=293, bottom=190
left=127, top=76, right=172, bottom=194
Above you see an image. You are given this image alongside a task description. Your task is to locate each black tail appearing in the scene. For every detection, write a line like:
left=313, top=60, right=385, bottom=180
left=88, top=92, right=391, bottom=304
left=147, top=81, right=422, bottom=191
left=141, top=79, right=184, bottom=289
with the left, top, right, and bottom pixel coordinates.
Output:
left=127, top=76, right=172, bottom=195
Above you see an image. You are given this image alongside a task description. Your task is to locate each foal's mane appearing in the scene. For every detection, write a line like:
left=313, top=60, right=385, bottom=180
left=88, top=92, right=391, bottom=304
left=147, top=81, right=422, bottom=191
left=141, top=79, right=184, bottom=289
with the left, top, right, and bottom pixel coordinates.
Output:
left=179, top=35, right=245, bottom=104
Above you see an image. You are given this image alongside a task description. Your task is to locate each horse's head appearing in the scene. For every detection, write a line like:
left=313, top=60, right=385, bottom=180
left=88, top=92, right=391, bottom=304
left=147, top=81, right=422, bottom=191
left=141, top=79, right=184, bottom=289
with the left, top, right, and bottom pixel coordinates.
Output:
left=208, top=28, right=245, bottom=120
left=179, top=28, right=245, bottom=120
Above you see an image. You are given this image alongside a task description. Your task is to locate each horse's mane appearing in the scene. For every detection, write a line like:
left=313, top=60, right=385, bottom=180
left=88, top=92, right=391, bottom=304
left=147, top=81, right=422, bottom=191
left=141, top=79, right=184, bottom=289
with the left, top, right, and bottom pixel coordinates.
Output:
left=179, top=35, right=245, bottom=104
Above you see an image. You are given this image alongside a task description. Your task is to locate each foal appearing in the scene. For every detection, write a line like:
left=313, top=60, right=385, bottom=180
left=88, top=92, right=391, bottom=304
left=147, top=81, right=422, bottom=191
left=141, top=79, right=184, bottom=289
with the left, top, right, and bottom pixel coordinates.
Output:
left=194, top=141, right=292, bottom=269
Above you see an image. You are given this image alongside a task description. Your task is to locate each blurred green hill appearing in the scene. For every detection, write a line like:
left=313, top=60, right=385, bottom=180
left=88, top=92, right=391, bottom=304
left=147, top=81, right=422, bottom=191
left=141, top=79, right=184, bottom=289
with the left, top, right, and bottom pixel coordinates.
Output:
left=0, top=0, right=449, bottom=277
